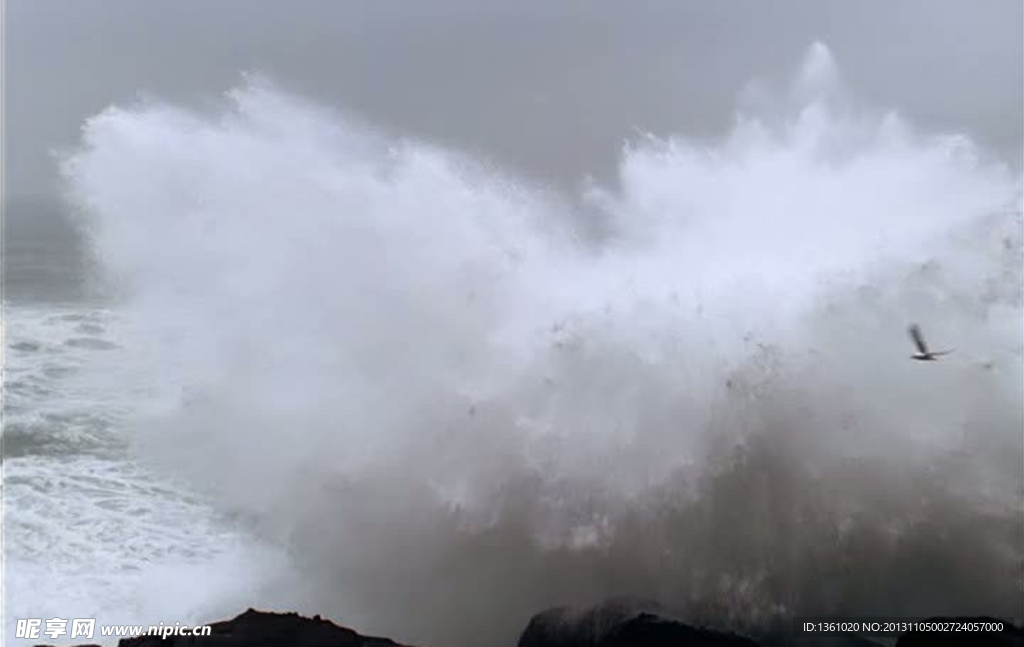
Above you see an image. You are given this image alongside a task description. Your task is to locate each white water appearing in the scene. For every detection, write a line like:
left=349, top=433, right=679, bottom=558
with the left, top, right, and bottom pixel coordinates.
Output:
left=3, top=306, right=295, bottom=646
left=6, top=43, right=1021, bottom=646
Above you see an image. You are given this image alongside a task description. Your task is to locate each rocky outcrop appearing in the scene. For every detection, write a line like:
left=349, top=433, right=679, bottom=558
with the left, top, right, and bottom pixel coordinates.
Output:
left=518, top=602, right=1024, bottom=647
left=121, top=609, right=415, bottom=647
left=42, top=606, right=1023, bottom=647
left=37, top=609, right=417, bottom=647
left=517, top=599, right=760, bottom=647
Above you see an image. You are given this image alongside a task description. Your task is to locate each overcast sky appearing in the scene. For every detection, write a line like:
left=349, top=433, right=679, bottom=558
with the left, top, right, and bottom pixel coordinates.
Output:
left=7, top=0, right=1023, bottom=201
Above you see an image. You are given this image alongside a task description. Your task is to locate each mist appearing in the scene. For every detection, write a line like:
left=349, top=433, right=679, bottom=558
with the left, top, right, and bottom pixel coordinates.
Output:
left=9, top=0, right=1023, bottom=202
left=54, top=41, right=1024, bottom=646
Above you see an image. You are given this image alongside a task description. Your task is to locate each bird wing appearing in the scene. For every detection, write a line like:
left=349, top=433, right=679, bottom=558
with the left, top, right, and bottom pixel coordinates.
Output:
left=930, top=349, right=955, bottom=357
left=908, top=324, right=929, bottom=354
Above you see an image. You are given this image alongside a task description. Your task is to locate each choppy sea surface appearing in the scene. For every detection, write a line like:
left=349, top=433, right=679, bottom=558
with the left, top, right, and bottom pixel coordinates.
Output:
left=4, top=307, right=290, bottom=645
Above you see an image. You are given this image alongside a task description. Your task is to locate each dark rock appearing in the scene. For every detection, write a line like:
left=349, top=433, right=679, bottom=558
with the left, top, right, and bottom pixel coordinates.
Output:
left=604, top=612, right=762, bottom=646
left=756, top=622, right=889, bottom=646
left=518, top=599, right=760, bottom=647
left=894, top=616, right=1024, bottom=646
left=109, top=609, right=414, bottom=647
left=42, top=607, right=1021, bottom=647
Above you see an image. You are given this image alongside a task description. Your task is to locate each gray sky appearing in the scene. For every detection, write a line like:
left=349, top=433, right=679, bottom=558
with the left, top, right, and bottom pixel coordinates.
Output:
left=7, top=0, right=1023, bottom=200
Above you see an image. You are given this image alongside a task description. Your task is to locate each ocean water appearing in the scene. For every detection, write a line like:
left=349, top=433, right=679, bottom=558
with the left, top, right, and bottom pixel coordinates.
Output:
left=3, top=303, right=295, bottom=646
left=4, top=43, right=1022, bottom=647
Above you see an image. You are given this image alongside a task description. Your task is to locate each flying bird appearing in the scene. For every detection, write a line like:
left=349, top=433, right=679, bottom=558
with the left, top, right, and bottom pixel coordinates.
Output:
left=908, top=324, right=954, bottom=361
